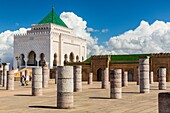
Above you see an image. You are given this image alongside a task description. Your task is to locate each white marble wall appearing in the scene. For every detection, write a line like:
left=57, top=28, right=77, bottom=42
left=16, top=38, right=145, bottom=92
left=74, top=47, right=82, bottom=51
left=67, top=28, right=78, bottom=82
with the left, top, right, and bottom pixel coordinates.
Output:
left=14, top=23, right=87, bottom=69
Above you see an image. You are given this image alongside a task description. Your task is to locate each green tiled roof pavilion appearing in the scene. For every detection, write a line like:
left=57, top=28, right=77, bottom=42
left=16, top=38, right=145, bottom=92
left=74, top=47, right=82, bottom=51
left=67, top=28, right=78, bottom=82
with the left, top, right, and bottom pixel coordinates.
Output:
left=38, top=7, right=68, bottom=28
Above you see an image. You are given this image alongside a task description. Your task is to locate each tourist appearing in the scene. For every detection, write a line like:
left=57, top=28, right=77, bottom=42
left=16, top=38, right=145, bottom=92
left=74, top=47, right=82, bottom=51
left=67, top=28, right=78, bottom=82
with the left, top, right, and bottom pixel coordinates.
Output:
left=20, top=75, right=25, bottom=86
left=25, top=75, right=29, bottom=86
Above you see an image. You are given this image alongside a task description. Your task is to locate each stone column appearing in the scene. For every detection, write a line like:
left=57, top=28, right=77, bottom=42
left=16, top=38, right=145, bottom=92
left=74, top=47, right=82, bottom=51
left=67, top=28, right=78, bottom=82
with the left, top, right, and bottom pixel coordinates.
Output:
left=102, top=67, right=109, bottom=89
left=7, top=70, right=14, bottom=90
left=32, top=67, right=42, bottom=96
left=110, top=69, right=122, bottom=99
left=74, top=66, right=82, bottom=92
left=25, top=70, right=29, bottom=76
left=139, top=56, right=150, bottom=93
left=88, top=72, right=93, bottom=85
left=25, top=61, right=27, bottom=68
left=42, top=63, right=49, bottom=88
left=54, top=66, right=58, bottom=84
left=158, top=92, right=170, bottom=113
left=122, top=71, right=128, bottom=87
left=150, top=71, right=154, bottom=84
left=57, top=66, right=73, bottom=109
left=2, top=63, right=10, bottom=87
left=137, top=66, right=140, bottom=85
left=0, top=65, right=3, bottom=85
left=159, top=68, right=166, bottom=90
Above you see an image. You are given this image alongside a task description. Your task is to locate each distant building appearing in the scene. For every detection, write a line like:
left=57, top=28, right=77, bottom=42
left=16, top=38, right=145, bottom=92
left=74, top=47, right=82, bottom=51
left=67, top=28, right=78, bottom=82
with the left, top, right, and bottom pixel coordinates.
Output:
left=81, top=53, right=170, bottom=82
left=14, top=7, right=86, bottom=69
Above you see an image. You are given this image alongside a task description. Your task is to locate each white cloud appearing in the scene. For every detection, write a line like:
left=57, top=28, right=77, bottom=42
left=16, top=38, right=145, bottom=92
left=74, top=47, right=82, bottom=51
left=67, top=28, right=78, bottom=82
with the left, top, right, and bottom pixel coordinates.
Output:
left=102, top=29, right=109, bottom=33
left=106, top=20, right=170, bottom=54
left=86, top=27, right=99, bottom=32
left=15, top=23, right=19, bottom=26
left=0, top=28, right=28, bottom=68
left=61, top=12, right=170, bottom=56
left=60, top=12, right=103, bottom=56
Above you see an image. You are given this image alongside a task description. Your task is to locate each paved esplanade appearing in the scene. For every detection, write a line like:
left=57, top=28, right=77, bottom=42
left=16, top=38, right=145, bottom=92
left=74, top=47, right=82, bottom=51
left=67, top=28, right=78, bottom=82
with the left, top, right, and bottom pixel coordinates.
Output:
left=0, top=81, right=168, bottom=113
left=57, top=66, right=74, bottom=109
left=159, top=68, right=166, bottom=90
left=139, top=56, right=150, bottom=93
left=110, top=69, right=122, bottom=99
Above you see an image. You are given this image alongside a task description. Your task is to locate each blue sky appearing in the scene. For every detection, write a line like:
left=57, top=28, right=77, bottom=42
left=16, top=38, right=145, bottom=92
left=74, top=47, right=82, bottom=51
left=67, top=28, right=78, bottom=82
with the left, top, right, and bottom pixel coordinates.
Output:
left=1, top=0, right=170, bottom=44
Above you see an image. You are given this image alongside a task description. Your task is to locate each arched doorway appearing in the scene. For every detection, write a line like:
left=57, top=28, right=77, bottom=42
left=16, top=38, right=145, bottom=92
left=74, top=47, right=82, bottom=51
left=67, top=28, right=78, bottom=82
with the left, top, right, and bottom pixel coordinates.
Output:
left=27, top=51, right=37, bottom=66
left=128, top=69, right=134, bottom=81
left=53, top=53, right=57, bottom=66
left=69, top=52, right=74, bottom=62
left=20, top=54, right=25, bottom=66
left=97, top=68, right=102, bottom=81
left=64, top=54, right=68, bottom=65
left=76, top=55, right=79, bottom=62
left=39, top=53, right=45, bottom=66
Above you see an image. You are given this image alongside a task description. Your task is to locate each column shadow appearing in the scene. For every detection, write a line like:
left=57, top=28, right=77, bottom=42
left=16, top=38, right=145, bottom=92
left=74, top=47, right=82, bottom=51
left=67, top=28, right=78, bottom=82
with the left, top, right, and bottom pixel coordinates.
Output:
left=14, top=94, right=32, bottom=96
left=29, top=106, right=57, bottom=109
left=88, top=88, right=102, bottom=89
left=89, top=97, right=110, bottom=99
left=122, top=92, right=140, bottom=94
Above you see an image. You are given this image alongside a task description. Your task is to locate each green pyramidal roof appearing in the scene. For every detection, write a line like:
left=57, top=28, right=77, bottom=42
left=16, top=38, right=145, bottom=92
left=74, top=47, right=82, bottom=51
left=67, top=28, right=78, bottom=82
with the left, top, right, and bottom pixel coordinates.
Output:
left=38, top=7, right=68, bottom=28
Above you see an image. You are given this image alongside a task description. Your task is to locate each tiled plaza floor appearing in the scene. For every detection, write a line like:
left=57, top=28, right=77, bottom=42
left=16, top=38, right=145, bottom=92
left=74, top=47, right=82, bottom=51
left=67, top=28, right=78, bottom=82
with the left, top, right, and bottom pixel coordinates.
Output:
left=0, top=81, right=169, bottom=113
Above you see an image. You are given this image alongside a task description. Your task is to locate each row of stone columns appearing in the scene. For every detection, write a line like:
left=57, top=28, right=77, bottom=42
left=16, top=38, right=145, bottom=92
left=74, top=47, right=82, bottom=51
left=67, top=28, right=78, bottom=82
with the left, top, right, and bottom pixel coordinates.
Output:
left=0, top=63, right=14, bottom=91
left=31, top=65, right=82, bottom=109
left=87, top=69, right=128, bottom=88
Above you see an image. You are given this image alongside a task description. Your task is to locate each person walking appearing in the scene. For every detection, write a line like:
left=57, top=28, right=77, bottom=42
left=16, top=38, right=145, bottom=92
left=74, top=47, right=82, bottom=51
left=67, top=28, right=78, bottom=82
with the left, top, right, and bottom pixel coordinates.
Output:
left=21, top=75, right=25, bottom=86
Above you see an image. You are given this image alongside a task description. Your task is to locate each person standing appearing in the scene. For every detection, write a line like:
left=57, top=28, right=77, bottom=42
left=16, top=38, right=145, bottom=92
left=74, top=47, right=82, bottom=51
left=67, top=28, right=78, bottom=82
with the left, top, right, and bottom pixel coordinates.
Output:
left=21, top=75, right=25, bottom=86
left=25, top=74, right=29, bottom=86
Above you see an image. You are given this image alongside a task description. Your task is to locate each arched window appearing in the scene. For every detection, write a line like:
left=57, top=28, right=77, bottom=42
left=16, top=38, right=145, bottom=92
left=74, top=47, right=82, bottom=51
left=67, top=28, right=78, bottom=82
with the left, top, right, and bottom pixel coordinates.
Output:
left=27, top=51, right=37, bottom=66
left=69, top=52, right=74, bottom=62
left=82, top=56, right=84, bottom=61
left=76, top=55, right=79, bottom=62
left=53, top=53, right=57, bottom=66
left=39, top=53, right=45, bottom=66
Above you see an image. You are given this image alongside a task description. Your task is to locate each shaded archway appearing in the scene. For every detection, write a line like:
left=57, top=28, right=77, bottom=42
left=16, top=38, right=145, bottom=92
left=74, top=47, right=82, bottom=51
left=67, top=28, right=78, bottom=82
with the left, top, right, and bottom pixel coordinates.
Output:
left=27, top=51, right=37, bottom=66
left=64, top=54, right=68, bottom=65
left=76, top=55, right=79, bottom=62
left=53, top=53, right=57, bottom=66
left=128, top=69, right=134, bottom=81
left=69, top=52, right=74, bottom=62
left=82, top=56, right=84, bottom=61
left=97, top=68, right=102, bottom=81
left=39, top=53, right=45, bottom=66
left=20, top=54, right=25, bottom=66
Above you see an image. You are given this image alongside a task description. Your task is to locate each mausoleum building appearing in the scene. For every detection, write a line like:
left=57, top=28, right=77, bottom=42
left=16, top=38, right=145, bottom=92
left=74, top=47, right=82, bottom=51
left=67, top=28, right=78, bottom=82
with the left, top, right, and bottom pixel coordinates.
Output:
left=14, top=7, right=86, bottom=69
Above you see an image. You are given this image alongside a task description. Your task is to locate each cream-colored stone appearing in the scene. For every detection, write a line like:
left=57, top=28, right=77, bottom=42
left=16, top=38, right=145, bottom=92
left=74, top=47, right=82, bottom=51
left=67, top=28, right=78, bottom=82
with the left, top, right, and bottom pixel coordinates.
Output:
left=14, top=23, right=86, bottom=69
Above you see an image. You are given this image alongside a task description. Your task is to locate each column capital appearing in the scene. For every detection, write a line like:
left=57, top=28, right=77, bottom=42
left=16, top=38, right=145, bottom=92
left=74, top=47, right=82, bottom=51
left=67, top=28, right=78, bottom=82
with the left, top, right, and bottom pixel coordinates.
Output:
left=2, top=63, right=10, bottom=66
